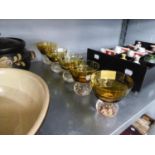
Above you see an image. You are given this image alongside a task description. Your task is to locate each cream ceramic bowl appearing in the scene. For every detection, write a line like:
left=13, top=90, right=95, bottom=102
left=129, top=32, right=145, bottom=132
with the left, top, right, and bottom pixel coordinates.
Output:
left=0, top=68, right=49, bottom=135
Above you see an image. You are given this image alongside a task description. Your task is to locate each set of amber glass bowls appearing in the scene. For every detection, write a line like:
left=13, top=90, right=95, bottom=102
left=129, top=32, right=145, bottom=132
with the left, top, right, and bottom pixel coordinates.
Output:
left=37, top=41, right=134, bottom=118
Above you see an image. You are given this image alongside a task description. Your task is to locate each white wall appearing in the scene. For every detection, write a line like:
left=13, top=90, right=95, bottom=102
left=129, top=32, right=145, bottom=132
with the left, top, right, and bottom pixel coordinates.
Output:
left=0, top=19, right=122, bottom=60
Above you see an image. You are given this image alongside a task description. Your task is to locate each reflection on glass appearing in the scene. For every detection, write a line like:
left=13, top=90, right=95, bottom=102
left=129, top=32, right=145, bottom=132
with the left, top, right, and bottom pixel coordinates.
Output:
left=70, top=60, right=100, bottom=96
left=91, top=70, right=134, bottom=117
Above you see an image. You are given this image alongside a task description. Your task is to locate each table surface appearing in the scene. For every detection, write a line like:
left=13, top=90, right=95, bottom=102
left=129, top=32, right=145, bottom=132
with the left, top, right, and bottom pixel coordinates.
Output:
left=30, top=61, right=155, bottom=135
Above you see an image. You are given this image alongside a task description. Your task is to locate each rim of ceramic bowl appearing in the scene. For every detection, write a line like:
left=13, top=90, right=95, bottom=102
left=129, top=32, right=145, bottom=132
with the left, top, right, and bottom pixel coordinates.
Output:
left=0, top=68, right=50, bottom=135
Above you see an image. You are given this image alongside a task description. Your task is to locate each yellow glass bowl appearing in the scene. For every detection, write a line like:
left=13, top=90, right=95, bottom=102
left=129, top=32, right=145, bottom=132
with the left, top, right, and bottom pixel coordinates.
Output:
left=70, top=60, right=100, bottom=83
left=36, top=42, right=58, bottom=57
left=59, top=54, right=83, bottom=70
left=49, top=48, right=67, bottom=62
left=91, top=70, right=134, bottom=103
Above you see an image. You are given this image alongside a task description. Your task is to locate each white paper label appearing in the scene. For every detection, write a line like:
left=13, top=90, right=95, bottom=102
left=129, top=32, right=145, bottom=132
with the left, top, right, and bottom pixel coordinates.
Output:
left=125, top=69, right=133, bottom=76
left=94, top=54, right=99, bottom=60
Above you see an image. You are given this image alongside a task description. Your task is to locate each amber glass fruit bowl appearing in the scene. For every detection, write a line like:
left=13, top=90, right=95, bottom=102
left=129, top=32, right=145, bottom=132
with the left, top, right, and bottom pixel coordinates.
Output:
left=50, top=48, right=68, bottom=73
left=49, top=48, right=67, bottom=62
left=70, top=60, right=99, bottom=96
left=70, top=60, right=100, bottom=83
left=91, top=70, right=134, bottom=103
left=59, top=54, right=82, bottom=70
left=59, top=53, right=83, bottom=83
left=36, top=42, right=58, bottom=57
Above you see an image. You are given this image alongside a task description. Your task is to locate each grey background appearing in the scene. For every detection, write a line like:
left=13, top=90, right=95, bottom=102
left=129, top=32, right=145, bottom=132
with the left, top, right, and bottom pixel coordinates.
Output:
left=125, top=19, right=155, bottom=45
left=0, top=19, right=122, bottom=60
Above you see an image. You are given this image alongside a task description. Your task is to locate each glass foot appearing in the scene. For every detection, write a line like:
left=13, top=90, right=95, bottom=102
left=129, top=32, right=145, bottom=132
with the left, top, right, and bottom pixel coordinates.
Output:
left=51, top=62, right=63, bottom=73
left=42, top=55, right=52, bottom=65
left=96, top=100, right=119, bottom=118
left=73, top=82, right=92, bottom=96
left=62, top=71, right=74, bottom=83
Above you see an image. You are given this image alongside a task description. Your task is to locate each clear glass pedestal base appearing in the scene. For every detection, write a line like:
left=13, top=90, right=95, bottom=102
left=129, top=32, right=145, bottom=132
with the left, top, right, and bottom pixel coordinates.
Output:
left=96, top=99, right=119, bottom=118
left=50, top=62, right=63, bottom=73
left=73, top=82, right=92, bottom=96
left=62, top=70, right=74, bottom=83
left=42, top=55, right=52, bottom=65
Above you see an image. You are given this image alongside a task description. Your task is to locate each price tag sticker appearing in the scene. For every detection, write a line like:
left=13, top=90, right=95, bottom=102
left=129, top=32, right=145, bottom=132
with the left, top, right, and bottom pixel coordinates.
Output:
left=94, top=54, right=100, bottom=60
left=101, top=71, right=116, bottom=80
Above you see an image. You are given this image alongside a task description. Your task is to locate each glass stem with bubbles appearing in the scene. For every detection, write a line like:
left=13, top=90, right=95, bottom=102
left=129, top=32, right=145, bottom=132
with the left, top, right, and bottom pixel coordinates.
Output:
left=73, top=82, right=92, bottom=96
left=62, top=70, right=74, bottom=83
left=42, top=55, right=52, bottom=65
left=51, top=62, right=63, bottom=73
left=95, top=99, right=119, bottom=118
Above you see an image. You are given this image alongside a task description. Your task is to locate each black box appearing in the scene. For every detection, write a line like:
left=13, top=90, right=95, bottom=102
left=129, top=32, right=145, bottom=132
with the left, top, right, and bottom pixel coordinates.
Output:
left=134, top=40, right=155, bottom=50
left=87, top=48, right=155, bottom=92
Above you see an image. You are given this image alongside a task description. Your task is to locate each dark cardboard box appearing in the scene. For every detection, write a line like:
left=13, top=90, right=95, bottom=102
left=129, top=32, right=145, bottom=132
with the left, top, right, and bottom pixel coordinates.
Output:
left=87, top=48, right=155, bottom=92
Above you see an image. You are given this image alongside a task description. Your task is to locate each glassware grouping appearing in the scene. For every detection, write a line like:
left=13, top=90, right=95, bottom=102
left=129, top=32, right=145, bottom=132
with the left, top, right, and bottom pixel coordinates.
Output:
left=37, top=41, right=134, bottom=118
